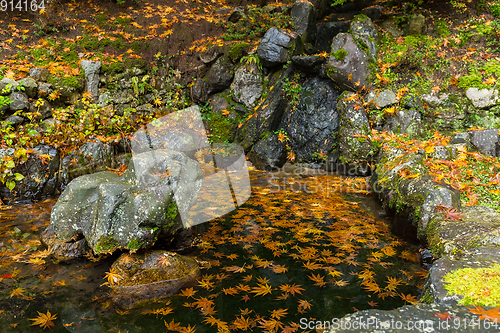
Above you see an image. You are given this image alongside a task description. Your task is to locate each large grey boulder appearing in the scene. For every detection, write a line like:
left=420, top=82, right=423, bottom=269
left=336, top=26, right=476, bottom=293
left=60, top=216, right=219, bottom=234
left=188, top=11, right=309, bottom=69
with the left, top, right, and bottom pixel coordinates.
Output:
left=423, top=247, right=500, bottom=306
left=427, top=206, right=500, bottom=258
left=206, top=56, right=234, bottom=94
left=257, top=27, right=300, bottom=68
left=468, top=128, right=500, bottom=157
left=248, top=133, right=287, bottom=171
left=230, top=62, right=263, bottom=109
left=280, top=77, right=340, bottom=162
left=327, top=33, right=370, bottom=91
left=80, top=60, right=101, bottom=102
left=291, top=0, right=316, bottom=44
left=50, top=150, right=202, bottom=255
left=337, top=92, right=376, bottom=162
left=465, top=88, right=499, bottom=109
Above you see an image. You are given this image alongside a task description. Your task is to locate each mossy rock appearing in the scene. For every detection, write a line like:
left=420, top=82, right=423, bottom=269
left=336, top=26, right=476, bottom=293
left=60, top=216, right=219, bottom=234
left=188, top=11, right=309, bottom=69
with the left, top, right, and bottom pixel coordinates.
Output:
left=109, top=250, right=200, bottom=308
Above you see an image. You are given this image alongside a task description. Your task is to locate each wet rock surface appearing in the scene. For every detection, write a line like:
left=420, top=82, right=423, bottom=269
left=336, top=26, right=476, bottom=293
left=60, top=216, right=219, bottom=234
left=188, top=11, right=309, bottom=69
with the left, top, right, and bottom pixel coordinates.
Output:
left=328, top=303, right=500, bottom=332
left=109, top=250, right=200, bottom=308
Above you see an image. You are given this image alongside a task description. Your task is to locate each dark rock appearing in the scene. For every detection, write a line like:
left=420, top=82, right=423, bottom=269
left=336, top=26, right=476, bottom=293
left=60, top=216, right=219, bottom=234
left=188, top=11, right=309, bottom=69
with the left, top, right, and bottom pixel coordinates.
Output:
left=291, top=0, right=317, bottom=44
left=315, top=21, right=350, bottom=53
left=337, top=91, right=376, bottom=162
left=2, top=115, right=24, bottom=126
left=58, top=141, right=113, bottom=190
left=235, top=67, right=294, bottom=151
left=190, top=79, right=210, bottom=104
left=361, top=5, right=383, bottom=21
left=281, top=77, right=340, bottom=162
left=230, top=62, right=262, bottom=109
left=206, top=57, right=234, bottom=94
left=29, top=98, right=52, bottom=120
left=423, top=247, right=500, bottom=306
left=209, top=92, right=247, bottom=117
left=468, top=129, right=500, bottom=157
left=228, top=6, right=244, bottom=23
left=41, top=225, right=90, bottom=262
left=248, top=133, right=287, bottom=170
left=29, top=67, right=50, bottom=82
left=8, top=91, right=29, bottom=112
left=450, top=132, right=471, bottom=146
left=1, top=145, right=60, bottom=201
left=19, top=77, right=38, bottom=98
left=80, top=60, right=101, bottom=102
left=291, top=55, right=325, bottom=74
left=327, top=33, right=370, bottom=92
left=257, top=27, right=300, bottom=68
left=109, top=250, right=200, bottom=308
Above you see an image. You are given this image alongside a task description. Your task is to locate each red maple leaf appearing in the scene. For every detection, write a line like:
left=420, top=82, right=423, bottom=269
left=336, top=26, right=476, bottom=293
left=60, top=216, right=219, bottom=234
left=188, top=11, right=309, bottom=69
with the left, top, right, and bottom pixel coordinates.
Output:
left=434, top=312, right=459, bottom=320
left=444, top=208, right=463, bottom=221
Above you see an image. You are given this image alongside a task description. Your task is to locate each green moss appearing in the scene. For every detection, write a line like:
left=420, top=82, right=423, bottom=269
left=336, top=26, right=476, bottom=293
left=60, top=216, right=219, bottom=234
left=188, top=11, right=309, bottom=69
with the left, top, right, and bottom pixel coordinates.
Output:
left=95, top=235, right=119, bottom=253
left=127, top=238, right=143, bottom=250
left=228, top=42, right=250, bottom=63
left=458, top=73, right=484, bottom=89
left=167, top=200, right=178, bottom=220
left=333, top=48, right=348, bottom=62
left=102, top=62, right=125, bottom=74
left=443, top=264, right=500, bottom=306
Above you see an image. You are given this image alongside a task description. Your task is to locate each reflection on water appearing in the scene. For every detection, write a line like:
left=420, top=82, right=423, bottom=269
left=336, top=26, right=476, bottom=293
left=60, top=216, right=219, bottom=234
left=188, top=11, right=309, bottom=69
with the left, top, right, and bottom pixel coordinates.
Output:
left=0, top=170, right=425, bottom=332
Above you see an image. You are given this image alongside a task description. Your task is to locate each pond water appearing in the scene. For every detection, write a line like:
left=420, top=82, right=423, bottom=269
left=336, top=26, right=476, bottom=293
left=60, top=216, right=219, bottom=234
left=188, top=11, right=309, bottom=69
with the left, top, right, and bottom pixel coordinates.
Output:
left=0, top=168, right=426, bottom=332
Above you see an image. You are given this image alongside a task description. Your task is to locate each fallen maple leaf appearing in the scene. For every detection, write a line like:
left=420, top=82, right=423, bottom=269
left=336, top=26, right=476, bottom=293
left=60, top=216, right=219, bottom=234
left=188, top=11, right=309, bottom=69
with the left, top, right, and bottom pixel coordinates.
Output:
left=444, top=208, right=463, bottom=221
left=29, top=310, right=57, bottom=329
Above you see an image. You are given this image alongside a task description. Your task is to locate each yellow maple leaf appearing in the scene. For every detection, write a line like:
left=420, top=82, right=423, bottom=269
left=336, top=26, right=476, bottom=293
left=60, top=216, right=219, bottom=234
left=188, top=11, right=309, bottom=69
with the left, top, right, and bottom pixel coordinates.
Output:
left=29, top=310, right=57, bottom=329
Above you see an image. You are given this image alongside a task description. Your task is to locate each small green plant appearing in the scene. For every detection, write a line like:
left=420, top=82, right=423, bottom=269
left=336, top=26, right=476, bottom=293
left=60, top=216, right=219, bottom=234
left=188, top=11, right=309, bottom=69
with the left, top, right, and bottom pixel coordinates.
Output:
left=221, top=6, right=293, bottom=41
left=434, top=19, right=450, bottom=38
left=489, top=1, right=500, bottom=17
left=282, top=73, right=302, bottom=109
left=228, top=42, right=250, bottom=63
left=240, top=54, right=262, bottom=72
